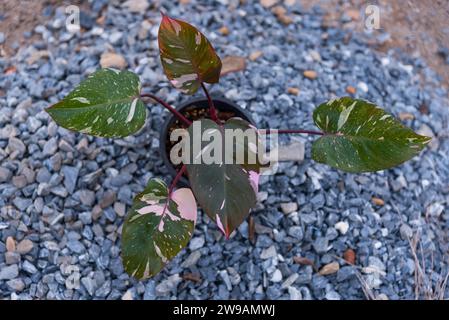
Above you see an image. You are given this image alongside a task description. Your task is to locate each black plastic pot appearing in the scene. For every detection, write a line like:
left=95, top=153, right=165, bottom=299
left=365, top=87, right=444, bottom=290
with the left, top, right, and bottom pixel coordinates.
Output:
left=160, top=94, right=256, bottom=186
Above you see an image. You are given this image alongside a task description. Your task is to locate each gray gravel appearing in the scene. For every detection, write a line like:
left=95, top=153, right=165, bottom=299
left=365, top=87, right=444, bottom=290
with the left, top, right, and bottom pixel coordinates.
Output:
left=1, top=0, right=448, bottom=300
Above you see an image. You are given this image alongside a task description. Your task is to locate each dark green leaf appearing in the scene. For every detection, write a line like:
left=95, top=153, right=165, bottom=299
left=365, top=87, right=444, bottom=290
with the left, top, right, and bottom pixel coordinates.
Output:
left=46, top=68, right=146, bottom=138
left=183, top=119, right=258, bottom=238
left=121, top=178, right=197, bottom=280
left=312, top=97, right=431, bottom=172
left=158, top=14, right=222, bottom=94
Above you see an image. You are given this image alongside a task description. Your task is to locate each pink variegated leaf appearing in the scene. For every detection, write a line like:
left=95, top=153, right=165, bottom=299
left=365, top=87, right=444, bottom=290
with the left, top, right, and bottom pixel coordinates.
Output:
left=121, top=178, right=197, bottom=280
left=184, top=118, right=261, bottom=238
left=158, top=14, right=222, bottom=94
left=249, top=170, right=260, bottom=194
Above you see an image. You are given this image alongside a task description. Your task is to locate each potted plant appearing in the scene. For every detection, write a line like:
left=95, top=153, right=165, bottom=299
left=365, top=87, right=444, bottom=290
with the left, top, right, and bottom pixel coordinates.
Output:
left=46, top=14, right=430, bottom=280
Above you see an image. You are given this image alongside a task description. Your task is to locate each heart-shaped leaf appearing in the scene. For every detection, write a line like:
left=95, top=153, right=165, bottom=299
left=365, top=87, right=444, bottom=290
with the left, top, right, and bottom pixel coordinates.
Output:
left=46, top=68, right=146, bottom=138
left=312, top=97, right=431, bottom=172
left=158, top=14, right=222, bottom=94
left=183, top=119, right=258, bottom=238
left=121, top=178, right=197, bottom=280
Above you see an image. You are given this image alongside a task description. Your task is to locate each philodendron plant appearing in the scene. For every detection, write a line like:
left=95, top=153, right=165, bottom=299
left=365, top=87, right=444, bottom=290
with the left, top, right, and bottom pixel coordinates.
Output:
left=46, top=14, right=430, bottom=280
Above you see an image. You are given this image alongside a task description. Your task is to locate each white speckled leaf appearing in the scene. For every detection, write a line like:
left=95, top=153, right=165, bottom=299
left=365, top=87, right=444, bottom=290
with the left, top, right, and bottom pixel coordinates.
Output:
left=184, top=119, right=258, bottom=238
left=121, top=178, right=197, bottom=280
left=158, top=14, right=222, bottom=94
left=312, top=97, right=431, bottom=172
left=46, top=68, right=146, bottom=138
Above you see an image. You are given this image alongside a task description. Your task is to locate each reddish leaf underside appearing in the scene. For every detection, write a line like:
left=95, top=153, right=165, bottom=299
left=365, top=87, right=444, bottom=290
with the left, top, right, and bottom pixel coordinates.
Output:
left=158, top=14, right=222, bottom=94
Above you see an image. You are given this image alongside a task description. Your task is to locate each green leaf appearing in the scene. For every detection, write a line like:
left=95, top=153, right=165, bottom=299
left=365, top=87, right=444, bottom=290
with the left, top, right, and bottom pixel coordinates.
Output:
left=183, top=119, right=258, bottom=238
left=121, top=178, right=197, bottom=280
left=158, top=14, right=222, bottom=95
left=46, top=68, right=146, bottom=138
left=312, top=97, right=431, bottom=172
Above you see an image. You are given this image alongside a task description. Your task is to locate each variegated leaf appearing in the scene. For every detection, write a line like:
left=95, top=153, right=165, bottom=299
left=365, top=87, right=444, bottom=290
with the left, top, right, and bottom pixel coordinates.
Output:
left=158, top=14, right=222, bottom=94
left=312, top=97, right=431, bottom=172
left=224, top=117, right=268, bottom=172
left=121, top=178, right=197, bottom=280
left=184, top=119, right=258, bottom=238
left=46, top=68, right=146, bottom=138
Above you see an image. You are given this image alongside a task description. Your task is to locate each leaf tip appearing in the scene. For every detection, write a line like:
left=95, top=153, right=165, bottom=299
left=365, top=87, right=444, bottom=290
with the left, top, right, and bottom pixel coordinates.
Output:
left=160, top=12, right=172, bottom=24
left=45, top=103, right=57, bottom=116
left=414, top=133, right=432, bottom=148
left=223, top=224, right=233, bottom=239
left=423, top=135, right=432, bottom=143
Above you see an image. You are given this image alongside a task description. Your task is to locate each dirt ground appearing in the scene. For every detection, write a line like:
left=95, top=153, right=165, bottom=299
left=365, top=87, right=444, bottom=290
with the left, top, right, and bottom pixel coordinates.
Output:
left=0, top=0, right=46, bottom=57
left=0, top=0, right=85, bottom=57
left=1, top=0, right=449, bottom=88
left=299, top=0, right=449, bottom=88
